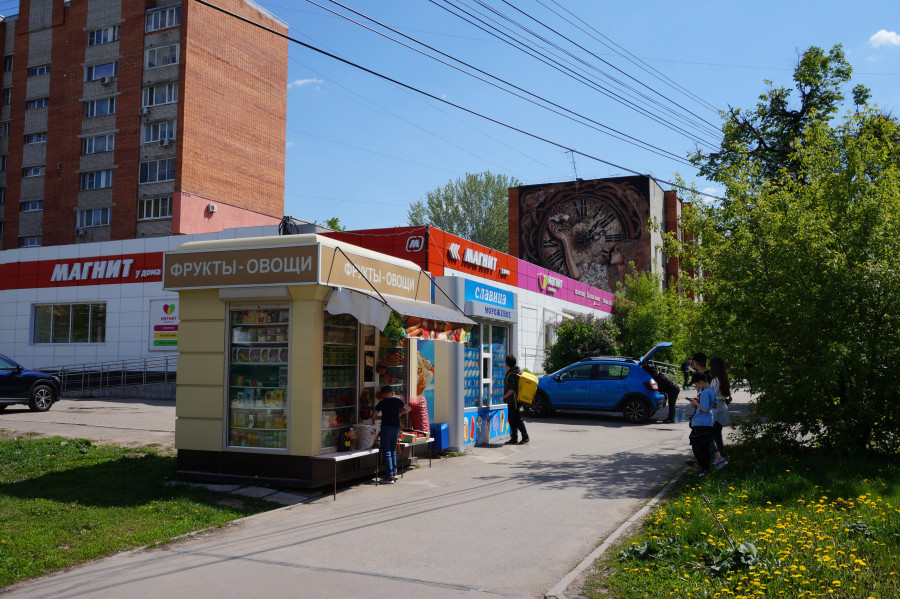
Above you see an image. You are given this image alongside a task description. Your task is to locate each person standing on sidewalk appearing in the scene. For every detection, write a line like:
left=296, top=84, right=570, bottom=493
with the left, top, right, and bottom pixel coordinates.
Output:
left=646, top=365, right=680, bottom=424
left=374, top=386, right=410, bottom=483
left=688, top=371, right=716, bottom=475
left=503, top=355, right=530, bottom=445
left=708, top=356, right=731, bottom=469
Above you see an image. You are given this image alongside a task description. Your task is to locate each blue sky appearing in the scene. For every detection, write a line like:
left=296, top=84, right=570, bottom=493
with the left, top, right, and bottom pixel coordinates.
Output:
left=250, top=0, right=900, bottom=230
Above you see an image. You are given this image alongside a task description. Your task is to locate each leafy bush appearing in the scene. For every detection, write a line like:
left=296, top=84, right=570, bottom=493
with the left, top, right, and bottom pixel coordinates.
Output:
left=543, top=314, right=619, bottom=374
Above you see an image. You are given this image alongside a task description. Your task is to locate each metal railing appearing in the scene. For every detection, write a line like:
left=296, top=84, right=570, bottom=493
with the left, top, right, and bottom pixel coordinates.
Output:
left=42, top=355, right=177, bottom=393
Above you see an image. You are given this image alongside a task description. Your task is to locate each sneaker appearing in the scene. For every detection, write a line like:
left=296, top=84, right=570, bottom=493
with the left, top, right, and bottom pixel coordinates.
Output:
left=504, top=439, right=519, bottom=445
left=518, top=437, right=530, bottom=445
left=714, top=458, right=728, bottom=470
left=392, top=475, right=400, bottom=481
left=382, top=479, right=395, bottom=484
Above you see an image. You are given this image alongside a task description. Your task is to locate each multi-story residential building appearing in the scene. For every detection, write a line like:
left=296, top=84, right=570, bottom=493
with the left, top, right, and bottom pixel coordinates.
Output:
left=0, top=0, right=287, bottom=249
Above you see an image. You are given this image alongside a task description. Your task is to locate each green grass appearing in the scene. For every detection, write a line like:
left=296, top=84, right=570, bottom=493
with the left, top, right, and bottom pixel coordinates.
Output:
left=0, top=437, right=279, bottom=588
left=584, top=442, right=900, bottom=599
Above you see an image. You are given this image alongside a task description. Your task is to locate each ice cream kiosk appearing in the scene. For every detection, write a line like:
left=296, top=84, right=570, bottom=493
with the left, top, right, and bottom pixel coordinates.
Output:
left=164, top=234, right=473, bottom=489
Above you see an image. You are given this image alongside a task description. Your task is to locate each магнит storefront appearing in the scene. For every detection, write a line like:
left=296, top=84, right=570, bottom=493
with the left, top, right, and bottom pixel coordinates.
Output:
left=163, top=234, right=472, bottom=488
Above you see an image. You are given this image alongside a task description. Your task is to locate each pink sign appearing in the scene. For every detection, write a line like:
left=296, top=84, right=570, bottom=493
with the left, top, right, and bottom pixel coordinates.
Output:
left=516, top=259, right=614, bottom=313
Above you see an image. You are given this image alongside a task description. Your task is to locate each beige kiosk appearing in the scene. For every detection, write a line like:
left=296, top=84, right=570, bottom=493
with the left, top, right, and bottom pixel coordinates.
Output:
left=164, top=234, right=473, bottom=490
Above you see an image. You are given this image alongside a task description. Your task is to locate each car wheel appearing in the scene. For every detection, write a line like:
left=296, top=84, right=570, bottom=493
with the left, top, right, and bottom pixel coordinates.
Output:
left=28, top=384, right=56, bottom=412
left=622, top=397, right=650, bottom=424
left=527, top=392, right=551, bottom=418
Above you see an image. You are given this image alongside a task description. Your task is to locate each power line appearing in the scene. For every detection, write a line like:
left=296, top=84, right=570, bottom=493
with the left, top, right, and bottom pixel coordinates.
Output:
left=195, top=0, right=724, bottom=202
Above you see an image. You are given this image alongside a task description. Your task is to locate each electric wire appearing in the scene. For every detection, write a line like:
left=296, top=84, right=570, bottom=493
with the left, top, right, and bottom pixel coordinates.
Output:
left=195, top=0, right=724, bottom=202
left=312, top=0, right=695, bottom=166
left=431, top=0, right=716, bottom=148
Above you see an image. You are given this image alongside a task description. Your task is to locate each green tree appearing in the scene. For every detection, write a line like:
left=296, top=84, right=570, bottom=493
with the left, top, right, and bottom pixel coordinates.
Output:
left=323, top=217, right=346, bottom=231
left=675, top=105, right=900, bottom=453
left=407, top=171, right=520, bottom=252
left=611, top=267, right=691, bottom=364
left=543, top=314, right=619, bottom=375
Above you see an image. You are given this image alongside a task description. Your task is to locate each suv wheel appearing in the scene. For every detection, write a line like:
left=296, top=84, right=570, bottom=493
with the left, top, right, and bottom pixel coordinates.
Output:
left=28, top=384, right=56, bottom=412
left=622, top=397, right=650, bottom=424
left=527, top=392, right=551, bottom=418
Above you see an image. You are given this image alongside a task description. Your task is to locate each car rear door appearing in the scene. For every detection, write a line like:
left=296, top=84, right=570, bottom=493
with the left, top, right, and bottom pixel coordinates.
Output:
left=547, top=364, right=596, bottom=409
left=590, top=363, right=632, bottom=409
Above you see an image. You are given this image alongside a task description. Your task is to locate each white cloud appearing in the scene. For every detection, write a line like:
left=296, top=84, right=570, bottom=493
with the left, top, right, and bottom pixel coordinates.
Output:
left=288, top=78, right=324, bottom=89
left=286, top=141, right=295, bottom=149
left=869, top=29, right=900, bottom=48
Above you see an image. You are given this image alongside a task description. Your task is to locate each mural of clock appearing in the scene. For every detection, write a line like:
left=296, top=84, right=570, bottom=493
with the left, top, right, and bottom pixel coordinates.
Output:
left=538, top=195, right=629, bottom=291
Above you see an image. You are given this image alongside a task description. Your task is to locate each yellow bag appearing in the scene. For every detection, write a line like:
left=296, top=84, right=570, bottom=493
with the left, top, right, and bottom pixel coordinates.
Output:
left=517, top=372, right=539, bottom=405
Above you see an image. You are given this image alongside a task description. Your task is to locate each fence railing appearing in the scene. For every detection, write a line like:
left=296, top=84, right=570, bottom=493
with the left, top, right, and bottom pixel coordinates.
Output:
left=41, top=355, right=177, bottom=393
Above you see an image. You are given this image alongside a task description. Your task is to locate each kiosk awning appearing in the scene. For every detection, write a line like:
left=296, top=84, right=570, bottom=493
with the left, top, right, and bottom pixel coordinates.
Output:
left=326, top=288, right=475, bottom=330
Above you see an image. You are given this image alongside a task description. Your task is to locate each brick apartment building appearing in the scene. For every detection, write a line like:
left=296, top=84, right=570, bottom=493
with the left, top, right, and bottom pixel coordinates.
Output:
left=0, top=0, right=288, bottom=250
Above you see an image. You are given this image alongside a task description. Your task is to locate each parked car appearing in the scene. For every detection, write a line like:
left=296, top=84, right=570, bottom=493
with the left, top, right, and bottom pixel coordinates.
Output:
left=527, top=342, right=673, bottom=424
left=0, top=353, right=62, bottom=412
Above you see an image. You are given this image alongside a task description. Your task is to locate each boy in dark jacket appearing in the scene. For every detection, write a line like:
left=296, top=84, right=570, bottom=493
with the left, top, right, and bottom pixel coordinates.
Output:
left=502, top=355, right=529, bottom=445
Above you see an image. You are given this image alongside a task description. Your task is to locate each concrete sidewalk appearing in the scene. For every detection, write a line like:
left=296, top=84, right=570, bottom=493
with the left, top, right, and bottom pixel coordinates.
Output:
left=1, top=390, right=752, bottom=598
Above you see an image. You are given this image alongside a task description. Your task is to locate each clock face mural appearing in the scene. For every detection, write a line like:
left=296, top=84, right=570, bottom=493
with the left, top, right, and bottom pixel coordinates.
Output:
left=516, top=176, right=652, bottom=293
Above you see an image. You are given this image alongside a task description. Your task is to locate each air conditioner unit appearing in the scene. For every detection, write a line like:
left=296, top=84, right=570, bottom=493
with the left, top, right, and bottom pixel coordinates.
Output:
left=99, top=76, right=112, bottom=85
left=139, top=106, right=149, bottom=115
left=75, top=227, right=86, bottom=236
left=206, top=204, right=217, bottom=213
left=159, top=138, right=170, bottom=147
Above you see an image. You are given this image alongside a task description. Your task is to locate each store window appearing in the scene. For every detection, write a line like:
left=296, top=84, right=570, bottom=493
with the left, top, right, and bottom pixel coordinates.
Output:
left=322, top=312, right=359, bottom=451
left=33, top=303, right=106, bottom=343
left=146, top=6, right=181, bottom=32
left=145, top=44, right=179, bottom=69
left=464, top=323, right=508, bottom=407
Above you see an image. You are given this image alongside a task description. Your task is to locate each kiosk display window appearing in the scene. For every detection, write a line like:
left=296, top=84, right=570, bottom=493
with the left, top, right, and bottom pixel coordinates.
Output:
left=227, top=308, right=289, bottom=450
left=490, top=326, right=508, bottom=405
left=322, top=313, right=359, bottom=451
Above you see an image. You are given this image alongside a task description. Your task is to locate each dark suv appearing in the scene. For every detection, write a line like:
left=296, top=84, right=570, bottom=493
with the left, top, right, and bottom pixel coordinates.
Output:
left=528, top=342, right=672, bottom=423
left=0, top=353, right=62, bottom=412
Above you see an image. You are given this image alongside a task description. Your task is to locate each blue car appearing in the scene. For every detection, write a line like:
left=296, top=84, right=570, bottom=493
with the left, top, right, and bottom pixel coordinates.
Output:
left=528, top=342, right=672, bottom=424
left=0, top=353, right=62, bottom=412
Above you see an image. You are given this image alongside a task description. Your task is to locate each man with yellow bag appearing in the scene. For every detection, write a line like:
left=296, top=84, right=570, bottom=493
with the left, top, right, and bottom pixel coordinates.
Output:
left=503, top=355, right=530, bottom=445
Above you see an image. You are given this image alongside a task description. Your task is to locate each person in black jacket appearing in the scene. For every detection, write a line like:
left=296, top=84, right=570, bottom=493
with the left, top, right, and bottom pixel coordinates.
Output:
left=646, top=365, right=680, bottom=424
left=503, top=355, right=529, bottom=445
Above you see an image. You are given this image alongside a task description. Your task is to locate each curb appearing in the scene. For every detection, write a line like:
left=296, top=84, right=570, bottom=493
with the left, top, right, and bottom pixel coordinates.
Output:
left=544, top=467, right=688, bottom=599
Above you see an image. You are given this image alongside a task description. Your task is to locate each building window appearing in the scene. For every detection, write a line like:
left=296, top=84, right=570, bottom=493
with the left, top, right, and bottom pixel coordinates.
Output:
left=85, top=62, right=118, bottom=81
left=146, top=6, right=181, bottom=32
left=142, top=83, right=177, bottom=107
left=26, top=98, right=49, bottom=110
left=83, top=134, right=115, bottom=154
left=24, top=132, right=47, bottom=144
left=27, top=65, right=50, bottom=77
left=77, top=207, right=111, bottom=228
left=87, top=25, right=120, bottom=46
left=21, top=200, right=44, bottom=212
left=138, top=196, right=172, bottom=220
left=19, top=236, right=42, bottom=248
left=0, top=155, right=6, bottom=172
left=33, top=303, right=106, bottom=344
left=139, top=158, right=175, bottom=184
left=80, top=169, right=113, bottom=190
left=3, top=56, right=12, bottom=72
left=84, top=97, right=116, bottom=117
left=2, top=89, right=10, bottom=105
left=0, top=187, right=5, bottom=204
left=143, top=121, right=175, bottom=143
left=0, top=122, right=8, bottom=138
left=23, top=166, right=45, bottom=178
left=145, top=44, right=179, bottom=69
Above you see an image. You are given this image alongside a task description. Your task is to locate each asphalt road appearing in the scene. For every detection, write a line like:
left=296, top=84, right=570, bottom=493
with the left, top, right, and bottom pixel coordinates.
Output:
left=0, top=390, right=751, bottom=598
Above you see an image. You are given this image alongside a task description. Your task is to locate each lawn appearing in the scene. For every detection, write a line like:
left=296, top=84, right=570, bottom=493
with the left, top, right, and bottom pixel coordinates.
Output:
left=583, top=442, right=900, bottom=599
left=0, top=436, right=279, bottom=588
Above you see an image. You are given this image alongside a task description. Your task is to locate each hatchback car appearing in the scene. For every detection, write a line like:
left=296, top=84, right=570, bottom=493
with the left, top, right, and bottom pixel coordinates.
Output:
left=527, top=342, right=672, bottom=423
left=0, top=353, right=62, bottom=412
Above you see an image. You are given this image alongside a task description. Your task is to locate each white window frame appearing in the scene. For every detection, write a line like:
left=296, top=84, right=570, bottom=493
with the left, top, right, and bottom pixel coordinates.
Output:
left=145, top=44, right=179, bottom=69
left=24, top=132, right=47, bottom=144
left=85, top=62, right=118, bottom=82
left=142, top=83, right=177, bottom=107
left=146, top=6, right=181, bottom=32
left=138, top=196, right=173, bottom=220
left=19, top=236, right=42, bottom=248
left=23, top=165, right=45, bottom=178
left=26, top=98, right=49, bottom=110
left=21, top=200, right=43, bottom=212
left=27, top=65, right=50, bottom=77
left=77, top=207, right=111, bottom=228
left=83, top=134, right=115, bottom=154
left=84, top=97, right=116, bottom=118
left=80, top=169, right=113, bottom=190
left=87, top=25, right=120, bottom=46
left=142, top=121, right=176, bottom=143
left=139, top=158, right=175, bottom=184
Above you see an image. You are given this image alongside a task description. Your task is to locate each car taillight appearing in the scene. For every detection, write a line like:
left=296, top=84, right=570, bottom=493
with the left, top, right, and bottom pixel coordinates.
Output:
left=644, top=379, right=659, bottom=392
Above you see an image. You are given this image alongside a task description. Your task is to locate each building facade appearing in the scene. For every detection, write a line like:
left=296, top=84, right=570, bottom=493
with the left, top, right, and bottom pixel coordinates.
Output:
left=0, top=0, right=287, bottom=250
